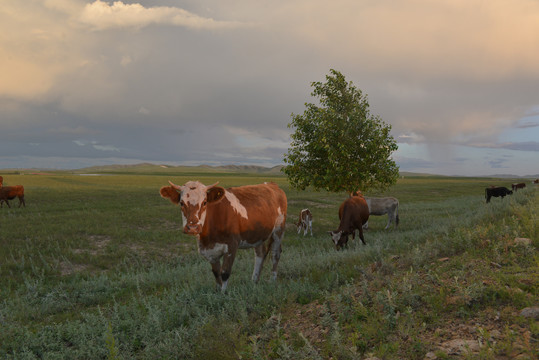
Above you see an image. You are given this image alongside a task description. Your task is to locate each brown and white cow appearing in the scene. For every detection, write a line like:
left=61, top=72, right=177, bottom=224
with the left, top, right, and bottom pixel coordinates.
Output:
left=328, top=196, right=369, bottom=249
left=296, top=208, right=313, bottom=236
left=160, top=180, right=287, bottom=292
left=511, top=182, right=526, bottom=192
left=362, top=196, right=400, bottom=230
left=0, top=185, right=25, bottom=208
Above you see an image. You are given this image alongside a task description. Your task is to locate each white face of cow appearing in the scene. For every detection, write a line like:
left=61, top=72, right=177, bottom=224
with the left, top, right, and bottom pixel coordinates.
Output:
left=169, top=180, right=220, bottom=235
left=329, top=230, right=342, bottom=245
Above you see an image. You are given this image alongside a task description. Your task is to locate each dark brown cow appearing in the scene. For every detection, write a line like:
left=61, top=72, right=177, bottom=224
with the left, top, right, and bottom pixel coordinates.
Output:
left=328, top=196, right=369, bottom=249
left=511, top=183, right=526, bottom=191
left=160, top=180, right=287, bottom=292
left=296, top=208, right=313, bottom=236
left=534, top=179, right=539, bottom=184
left=0, top=185, right=25, bottom=208
left=485, top=186, right=512, bottom=203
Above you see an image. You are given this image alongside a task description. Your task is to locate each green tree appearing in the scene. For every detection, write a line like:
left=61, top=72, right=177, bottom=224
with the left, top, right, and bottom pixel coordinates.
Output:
left=283, top=69, right=399, bottom=193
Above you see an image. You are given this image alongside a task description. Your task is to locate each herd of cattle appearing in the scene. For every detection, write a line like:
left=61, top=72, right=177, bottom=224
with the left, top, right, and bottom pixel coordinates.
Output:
left=0, top=174, right=535, bottom=291
left=159, top=178, right=537, bottom=290
left=485, top=182, right=529, bottom=203
left=0, top=176, right=26, bottom=208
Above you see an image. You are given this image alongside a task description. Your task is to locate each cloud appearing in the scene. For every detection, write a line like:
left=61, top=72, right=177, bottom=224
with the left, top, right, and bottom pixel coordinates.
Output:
left=78, top=1, right=248, bottom=31
left=393, top=156, right=435, bottom=170
left=487, top=158, right=509, bottom=169
left=397, top=132, right=426, bottom=145
left=468, top=141, right=539, bottom=152
left=93, top=144, right=120, bottom=152
left=2, top=0, right=539, bottom=176
left=73, top=139, right=120, bottom=152
left=49, top=126, right=99, bottom=136
left=514, top=121, right=539, bottom=129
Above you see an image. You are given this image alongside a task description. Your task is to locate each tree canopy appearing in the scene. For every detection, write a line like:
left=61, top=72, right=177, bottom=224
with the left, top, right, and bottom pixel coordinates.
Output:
left=283, top=69, right=399, bottom=193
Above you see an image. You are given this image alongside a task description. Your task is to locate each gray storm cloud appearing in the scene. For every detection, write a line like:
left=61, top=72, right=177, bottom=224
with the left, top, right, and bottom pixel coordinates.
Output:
left=1, top=0, right=539, bottom=175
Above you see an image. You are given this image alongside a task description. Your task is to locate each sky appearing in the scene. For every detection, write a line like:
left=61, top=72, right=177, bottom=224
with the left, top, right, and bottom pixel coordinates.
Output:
left=1, top=0, right=539, bottom=176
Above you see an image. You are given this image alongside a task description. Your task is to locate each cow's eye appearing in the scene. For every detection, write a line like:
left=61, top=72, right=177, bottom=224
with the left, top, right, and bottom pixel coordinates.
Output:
left=202, top=200, right=207, bottom=207
left=180, top=200, right=185, bottom=207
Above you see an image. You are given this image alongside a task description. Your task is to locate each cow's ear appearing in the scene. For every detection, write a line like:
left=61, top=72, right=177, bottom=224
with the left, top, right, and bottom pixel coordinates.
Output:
left=207, top=186, right=226, bottom=203
left=160, top=186, right=180, bottom=204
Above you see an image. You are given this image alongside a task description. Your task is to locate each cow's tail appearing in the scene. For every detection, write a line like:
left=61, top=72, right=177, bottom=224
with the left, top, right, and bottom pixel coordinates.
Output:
left=396, top=202, right=400, bottom=226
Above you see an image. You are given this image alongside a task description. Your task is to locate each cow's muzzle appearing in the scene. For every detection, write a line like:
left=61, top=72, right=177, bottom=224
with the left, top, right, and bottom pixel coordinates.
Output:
left=183, top=223, right=202, bottom=235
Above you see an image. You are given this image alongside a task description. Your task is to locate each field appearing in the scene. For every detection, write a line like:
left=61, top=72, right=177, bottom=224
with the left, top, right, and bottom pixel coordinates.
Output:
left=0, top=170, right=537, bottom=359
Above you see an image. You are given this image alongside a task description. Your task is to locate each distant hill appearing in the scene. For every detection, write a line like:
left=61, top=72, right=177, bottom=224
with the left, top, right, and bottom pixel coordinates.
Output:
left=2, top=163, right=536, bottom=179
left=72, top=163, right=285, bottom=175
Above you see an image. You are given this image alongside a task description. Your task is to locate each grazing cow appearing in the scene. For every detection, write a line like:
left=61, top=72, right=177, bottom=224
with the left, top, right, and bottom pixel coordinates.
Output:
left=362, top=196, right=400, bottom=230
left=0, top=185, right=25, bottom=208
left=534, top=179, right=539, bottom=184
left=511, top=183, right=526, bottom=192
left=296, top=208, right=313, bottom=236
left=160, top=180, right=287, bottom=292
left=485, top=186, right=512, bottom=203
left=328, top=196, right=369, bottom=249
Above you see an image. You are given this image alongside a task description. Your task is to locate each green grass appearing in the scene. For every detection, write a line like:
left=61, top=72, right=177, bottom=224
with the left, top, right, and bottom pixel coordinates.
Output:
left=0, top=172, right=537, bottom=359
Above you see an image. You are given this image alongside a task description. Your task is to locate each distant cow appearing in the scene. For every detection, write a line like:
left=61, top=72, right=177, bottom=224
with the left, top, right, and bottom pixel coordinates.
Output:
left=511, top=183, right=526, bottom=191
left=328, top=196, right=369, bottom=249
left=160, top=180, right=287, bottom=292
left=534, top=179, right=539, bottom=184
left=296, top=208, right=313, bottom=236
left=485, top=186, right=512, bottom=203
left=0, top=185, right=25, bottom=208
left=362, top=196, right=400, bottom=230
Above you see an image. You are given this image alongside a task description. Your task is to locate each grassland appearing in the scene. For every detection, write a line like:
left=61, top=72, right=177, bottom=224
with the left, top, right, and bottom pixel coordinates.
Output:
left=0, top=170, right=537, bottom=359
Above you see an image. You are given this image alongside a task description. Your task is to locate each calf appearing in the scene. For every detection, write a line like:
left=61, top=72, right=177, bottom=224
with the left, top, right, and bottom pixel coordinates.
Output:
left=160, top=180, right=287, bottom=292
left=362, top=196, right=400, bottom=230
left=296, top=208, right=313, bottom=236
left=485, top=186, right=512, bottom=203
left=0, top=185, right=25, bottom=208
left=328, top=196, right=369, bottom=249
left=511, top=183, right=526, bottom=192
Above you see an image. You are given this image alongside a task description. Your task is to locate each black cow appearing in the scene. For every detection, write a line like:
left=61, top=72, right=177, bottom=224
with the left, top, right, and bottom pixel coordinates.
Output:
left=485, top=186, right=512, bottom=203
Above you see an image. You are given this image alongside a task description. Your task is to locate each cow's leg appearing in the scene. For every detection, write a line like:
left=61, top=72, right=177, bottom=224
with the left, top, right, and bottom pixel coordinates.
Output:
left=252, top=245, right=267, bottom=282
left=358, top=228, right=367, bottom=245
left=297, top=225, right=301, bottom=234
left=210, top=261, right=223, bottom=291
left=303, top=223, right=308, bottom=236
left=309, top=220, right=313, bottom=236
left=220, top=250, right=237, bottom=292
left=20, top=196, right=25, bottom=208
left=270, top=230, right=283, bottom=281
left=385, top=212, right=393, bottom=230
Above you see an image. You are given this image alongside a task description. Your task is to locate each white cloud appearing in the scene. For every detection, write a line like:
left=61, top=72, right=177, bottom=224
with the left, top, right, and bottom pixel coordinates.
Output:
left=93, top=144, right=120, bottom=152
left=78, top=0, right=248, bottom=31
